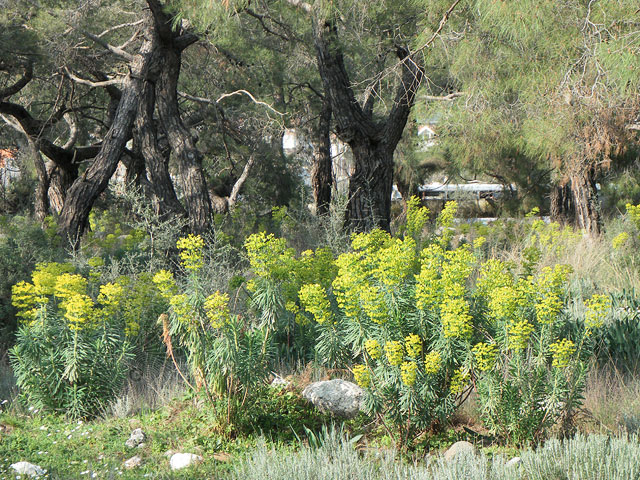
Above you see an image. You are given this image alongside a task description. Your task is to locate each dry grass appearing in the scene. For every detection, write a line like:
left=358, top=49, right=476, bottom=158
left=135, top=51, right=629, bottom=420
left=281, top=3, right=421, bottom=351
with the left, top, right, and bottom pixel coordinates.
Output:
left=581, top=364, right=640, bottom=434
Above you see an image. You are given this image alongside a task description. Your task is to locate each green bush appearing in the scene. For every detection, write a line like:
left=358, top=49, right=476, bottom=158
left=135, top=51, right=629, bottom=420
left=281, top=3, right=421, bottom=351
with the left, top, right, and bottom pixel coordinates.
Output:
left=9, top=263, right=134, bottom=417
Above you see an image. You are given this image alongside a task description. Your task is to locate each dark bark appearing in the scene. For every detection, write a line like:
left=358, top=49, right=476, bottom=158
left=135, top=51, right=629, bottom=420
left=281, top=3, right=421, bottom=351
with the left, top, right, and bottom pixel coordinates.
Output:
left=570, top=167, right=601, bottom=235
left=152, top=8, right=213, bottom=233
left=28, top=141, right=50, bottom=221
left=59, top=10, right=157, bottom=248
left=313, top=19, right=423, bottom=232
left=550, top=182, right=574, bottom=224
left=135, top=81, right=187, bottom=219
left=310, top=98, right=332, bottom=216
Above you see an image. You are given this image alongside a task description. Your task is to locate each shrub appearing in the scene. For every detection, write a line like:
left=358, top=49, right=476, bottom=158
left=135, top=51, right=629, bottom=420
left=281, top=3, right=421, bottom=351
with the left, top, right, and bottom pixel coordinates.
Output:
left=9, top=262, right=134, bottom=417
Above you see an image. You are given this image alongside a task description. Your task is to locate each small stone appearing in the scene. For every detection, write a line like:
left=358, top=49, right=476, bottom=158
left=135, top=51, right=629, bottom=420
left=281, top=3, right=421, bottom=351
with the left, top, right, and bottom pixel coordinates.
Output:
left=125, top=428, right=145, bottom=448
left=443, top=441, right=475, bottom=461
left=170, top=453, right=203, bottom=471
left=137, top=443, right=146, bottom=449
left=270, top=375, right=290, bottom=388
left=124, top=455, right=142, bottom=470
left=10, top=461, right=46, bottom=477
left=505, top=456, right=522, bottom=467
left=302, top=379, right=364, bottom=418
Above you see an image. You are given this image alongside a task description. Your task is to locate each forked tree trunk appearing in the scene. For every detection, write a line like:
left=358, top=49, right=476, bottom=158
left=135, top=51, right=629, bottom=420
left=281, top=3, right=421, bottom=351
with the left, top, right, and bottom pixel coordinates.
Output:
left=313, top=18, right=423, bottom=232
left=310, top=99, right=332, bottom=216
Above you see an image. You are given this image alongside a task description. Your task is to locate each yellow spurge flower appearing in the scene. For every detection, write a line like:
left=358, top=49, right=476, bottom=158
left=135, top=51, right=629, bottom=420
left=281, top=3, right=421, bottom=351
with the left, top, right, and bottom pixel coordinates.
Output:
left=405, top=334, right=422, bottom=358
left=473, top=236, right=486, bottom=249
left=87, top=256, right=105, bottom=269
left=612, top=232, right=630, bottom=250
left=405, top=196, right=430, bottom=237
left=584, top=294, right=611, bottom=330
left=54, top=273, right=88, bottom=299
left=11, top=281, right=42, bottom=319
left=400, top=361, right=418, bottom=387
left=360, top=284, right=388, bottom=324
left=299, top=283, right=333, bottom=325
left=441, top=246, right=474, bottom=286
left=350, top=229, right=392, bottom=254
left=244, top=232, right=295, bottom=280
left=415, top=244, right=445, bottom=310
left=152, top=270, right=177, bottom=299
left=204, top=291, right=230, bottom=328
left=370, top=237, right=417, bottom=286
left=535, top=293, right=563, bottom=325
left=170, top=294, right=192, bottom=325
left=98, top=282, right=123, bottom=307
left=450, top=368, right=469, bottom=395
left=549, top=338, right=576, bottom=368
left=476, top=259, right=513, bottom=298
left=437, top=201, right=458, bottom=229
left=176, top=234, right=205, bottom=271
left=352, top=364, right=370, bottom=388
left=285, top=301, right=299, bottom=314
left=507, top=320, right=534, bottom=350
left=535, top=265, right=572, bottom=293
left=472, top=342, right=497, bottom=372
left=488, top=285, right=522, bottom=321
left=32, top=262, right=74, bottom=296
left=440, top=296, right=473, bottom=339
left=423, top=351, right=441, bottom=374
left=625, top=203, right=640, bottom=228
left=62, top=294, right=94, bottom=330
left=385, top=341, right=404, bottom=366
left=364, top=339, right=381, bottom=360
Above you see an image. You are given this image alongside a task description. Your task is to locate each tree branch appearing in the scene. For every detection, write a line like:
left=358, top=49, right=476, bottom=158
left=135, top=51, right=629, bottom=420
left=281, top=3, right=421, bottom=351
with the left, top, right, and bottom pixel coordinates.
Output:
left=0, top=60, right=33, bottom=99
left=228, top=155, right=256, bottom=208
left=179, top=90, right=284, bottom=116
left=78, top=28, right=135, bottom=62
left=424, top=92, right=465, bottom=101
left=65, top=68, right=125, bottom=87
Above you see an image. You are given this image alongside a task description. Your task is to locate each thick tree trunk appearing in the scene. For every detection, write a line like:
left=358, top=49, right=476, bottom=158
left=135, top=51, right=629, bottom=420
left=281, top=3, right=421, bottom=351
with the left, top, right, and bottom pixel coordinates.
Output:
left=550, top=182, right=574, bottom=224
left=48, top=163, right=77, bottom=214
left=310, top=99, right=332, bottom=216
left=155, top=34, right=213, bottom=233
left=27, top=141, right=50, bottom=221
left=59, top=13, right=157, bottom=248
left=313, top=18, right=423, bottom=232
left=135, top=81, right=187, bottom=219
left=570, top=167, right=601, bottom=235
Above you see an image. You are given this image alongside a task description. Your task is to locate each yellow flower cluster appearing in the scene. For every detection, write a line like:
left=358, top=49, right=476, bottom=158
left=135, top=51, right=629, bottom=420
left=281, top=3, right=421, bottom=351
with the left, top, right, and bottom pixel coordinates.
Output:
left=626, top=203, right=640, bottom=229
left=584, top=294, right=611, bottom=330
left=32, top=262, right=74, bottom=296
left=449, top=368, right=469, bottom=395
left=488, top=285, right=523, bottom=321
left=299, top=283, right=333, bottom=325
left=415, top=244, right=444, bottom=310
left=385, top=340, right=404, bottom=366
left=364, top=339, right=381, bottom=359
left=472, top=342, right=497, bottom=371
left=612, top=232, right=630, bottom=250
left=170, top=294, right=193, bottom=326
left=152, top=270, right=177, bottom=299
left=549, top=338, right=576, bottom=368
left=400, top=361, right=418, bottom=386
left=61, top=294, right=94, bottom=330
left=535, top=294, right=563, bottom=325
left=473, top=236, right=486, bottom=249
left=204, top=291, right=230, bottom=328
left=507, top=319, right=534, bottom=350
left=360, top=285, right=388, bottom=324
left=405, top=196, right=430, bottom=237
left=54, top=273, right=88, bottom=299
left=476, top=259, right=513, bottom=299
left=441, top=296, right=473, bottom=339
left=437, top=201, right=458, bottom=229
left=245, top=231, right=296, bottom=280
left=405, top=334, right=422, bottom=358
left=352, top=364, right=371, bottom=388
left=11, top=281, right=41, bottom=320
left=423, top=351, right=441, bottom=374
left=98, top=282, right=123, bottom=307
left=285, top=301, right=308, bottom=326
left=176, top=234, right=205, bottom=271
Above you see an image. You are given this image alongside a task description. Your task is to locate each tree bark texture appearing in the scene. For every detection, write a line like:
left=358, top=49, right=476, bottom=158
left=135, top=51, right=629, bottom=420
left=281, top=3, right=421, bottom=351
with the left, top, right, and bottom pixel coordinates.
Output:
left=313, top=18, right=423, bottom=232
left=569, top=167, right=601, bottom=235
left=310, top=98, right=332, bottom=216
left=550, top=182, right=574, bottom=224
left=152, top=6, right=213, bottom=233
left=58, top=11, right=157, bottom=248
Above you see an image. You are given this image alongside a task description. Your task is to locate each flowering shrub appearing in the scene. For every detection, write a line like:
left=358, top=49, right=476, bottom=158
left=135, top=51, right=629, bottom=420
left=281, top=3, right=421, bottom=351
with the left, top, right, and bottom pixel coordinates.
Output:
left=153, top=235, right=274, bottom=417
left=244, top=199, right=604, bottom=447
left=9, top=263, right=135, bottom=417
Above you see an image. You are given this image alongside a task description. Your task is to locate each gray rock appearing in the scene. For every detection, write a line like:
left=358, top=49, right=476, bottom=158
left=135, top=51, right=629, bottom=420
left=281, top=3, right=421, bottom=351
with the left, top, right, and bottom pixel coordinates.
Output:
left=443, top=441, right=475, bottom=461
left=170, top=452, right=203, bottom=470
left=302, top=379, right=364, bottom=418
left=270, top=375, right=290, bottom=388
left=505, top=456, right=522, bottom=467
left=125, top=428, right=146, bottom=448
left=10, top=461, right=46, bottom=477
left=124, top=455, right=142, bottom=469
